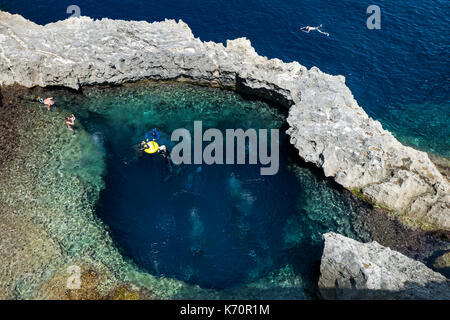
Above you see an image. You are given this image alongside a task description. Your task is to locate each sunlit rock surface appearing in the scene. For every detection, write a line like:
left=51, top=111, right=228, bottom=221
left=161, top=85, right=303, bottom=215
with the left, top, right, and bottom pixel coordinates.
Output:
left=319, top=233, right=450, bottom=300
left=0, top=12, right=447, bottom=230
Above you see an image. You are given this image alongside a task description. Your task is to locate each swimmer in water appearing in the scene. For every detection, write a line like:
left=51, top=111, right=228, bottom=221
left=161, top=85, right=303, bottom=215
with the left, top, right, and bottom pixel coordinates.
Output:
left=65, top=115, right=75, bottom=132
left=37, top=96, right=55, bottom=110
left=138, top=139, right=150, bottom=151
left=300, top=24, right=329, bottom=36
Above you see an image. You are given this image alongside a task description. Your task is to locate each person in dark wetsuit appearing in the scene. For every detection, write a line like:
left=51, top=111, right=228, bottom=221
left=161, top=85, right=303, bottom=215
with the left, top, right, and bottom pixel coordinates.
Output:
left=158, top=145, right=171, bottom=165
left=157, top=144, right=172, bottom=174
left=146, top=128, right=160, bottom=141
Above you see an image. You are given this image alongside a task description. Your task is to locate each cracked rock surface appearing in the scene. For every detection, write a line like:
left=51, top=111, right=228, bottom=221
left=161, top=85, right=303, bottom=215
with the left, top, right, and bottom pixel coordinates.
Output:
left=0, top=12, right=448, bottom=230
left=319, top=233, right=450, bottom=299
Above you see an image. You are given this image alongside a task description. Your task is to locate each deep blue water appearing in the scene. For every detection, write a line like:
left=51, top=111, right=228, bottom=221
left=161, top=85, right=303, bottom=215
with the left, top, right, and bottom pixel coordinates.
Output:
left=59, top=83, right=371, bottom=293
left=2, top=0, right=449, bottom=156
left=63, top=84, right=322, bottom=290
left=94, top=121, right=301, bottom=290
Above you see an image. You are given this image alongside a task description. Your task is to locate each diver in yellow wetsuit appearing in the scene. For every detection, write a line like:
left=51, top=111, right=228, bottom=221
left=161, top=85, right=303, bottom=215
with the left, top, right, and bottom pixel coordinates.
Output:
left=137, top=129, right=172, bottom=171
left=138, top=129, right=161, bottom=154
left=138, top=139, right=159, bottom=154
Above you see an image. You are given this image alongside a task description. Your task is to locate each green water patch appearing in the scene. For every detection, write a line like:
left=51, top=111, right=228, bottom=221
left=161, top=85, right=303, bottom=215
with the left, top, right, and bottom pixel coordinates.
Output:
left=0, top=85, right=201, bottom=299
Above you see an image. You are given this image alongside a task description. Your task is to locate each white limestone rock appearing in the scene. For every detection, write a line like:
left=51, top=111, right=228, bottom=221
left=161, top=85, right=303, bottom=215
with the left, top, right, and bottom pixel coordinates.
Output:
left=319, top=233, right=450, bottom=299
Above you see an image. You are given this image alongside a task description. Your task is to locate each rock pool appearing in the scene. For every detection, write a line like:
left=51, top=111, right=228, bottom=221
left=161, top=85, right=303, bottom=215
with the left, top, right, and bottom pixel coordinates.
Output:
left=1, top=82, right=447, bottom=299
left=55, top=82, right=430, bottom=290
left=60, top=82, right=372, bottom=293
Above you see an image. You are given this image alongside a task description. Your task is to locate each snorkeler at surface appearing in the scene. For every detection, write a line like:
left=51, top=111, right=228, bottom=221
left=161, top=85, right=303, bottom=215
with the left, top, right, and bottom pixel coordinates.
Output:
left=37, top=96, right=55, bottom=110
left=65, top=114, right=76, bottom=132
left=300, top=24, right=329, bottom=36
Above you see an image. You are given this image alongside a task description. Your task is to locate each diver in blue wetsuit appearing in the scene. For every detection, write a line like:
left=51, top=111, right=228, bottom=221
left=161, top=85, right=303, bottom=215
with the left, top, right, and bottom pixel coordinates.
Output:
left=146, top=128, right=160, bottom=142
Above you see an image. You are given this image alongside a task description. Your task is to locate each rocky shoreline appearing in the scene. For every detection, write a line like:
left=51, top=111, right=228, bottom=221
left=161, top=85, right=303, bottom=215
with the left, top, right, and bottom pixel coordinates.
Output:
left=0, top=12, right=449, bottom=299
left=0, top=12, right=448, bottom=230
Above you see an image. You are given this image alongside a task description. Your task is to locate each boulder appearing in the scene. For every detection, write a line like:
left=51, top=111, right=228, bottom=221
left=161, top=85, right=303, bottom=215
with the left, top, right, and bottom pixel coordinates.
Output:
left=319, top=232, right=450, bottom=299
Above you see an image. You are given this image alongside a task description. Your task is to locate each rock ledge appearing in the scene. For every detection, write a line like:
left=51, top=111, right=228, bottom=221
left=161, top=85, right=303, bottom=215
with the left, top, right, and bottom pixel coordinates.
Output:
left=0, top=12, right=448, bottom=229
left=319, top=233, right=449, bottom=299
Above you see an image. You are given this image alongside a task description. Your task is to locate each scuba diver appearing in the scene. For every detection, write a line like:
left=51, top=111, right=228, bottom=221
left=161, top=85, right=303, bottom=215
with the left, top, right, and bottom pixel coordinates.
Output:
left=158, top=144, right=171, bottom=166
left=146, top=128, right=160, bottom=142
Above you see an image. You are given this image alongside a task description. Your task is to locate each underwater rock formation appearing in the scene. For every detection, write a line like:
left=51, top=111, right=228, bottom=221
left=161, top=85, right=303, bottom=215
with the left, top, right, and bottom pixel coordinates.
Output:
left=319, top=233, right=450, bottom=300
left=0, top=12, right=447, bottom=230
left=434, top=252, right=450, bottom=270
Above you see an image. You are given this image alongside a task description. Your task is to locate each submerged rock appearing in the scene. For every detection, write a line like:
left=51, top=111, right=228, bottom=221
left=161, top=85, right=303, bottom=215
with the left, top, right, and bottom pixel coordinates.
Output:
left=434, top=252, right=450, bottom=270
left=0, top=11, right=447, bottom=230
left=319, top=233, right=450, bottom=300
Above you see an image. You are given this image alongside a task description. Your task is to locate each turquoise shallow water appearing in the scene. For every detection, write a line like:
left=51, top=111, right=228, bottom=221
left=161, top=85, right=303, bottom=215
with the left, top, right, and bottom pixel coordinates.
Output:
left=380, top=102, right=450, bottom=158
left=57, top=83, right=371, bottom=294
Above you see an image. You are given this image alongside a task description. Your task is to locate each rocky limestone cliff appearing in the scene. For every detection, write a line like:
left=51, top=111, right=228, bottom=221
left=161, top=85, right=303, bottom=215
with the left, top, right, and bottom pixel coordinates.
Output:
left=319, top=232, right=449, bottom=299
left=0, top=12, right=448, bottom=230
